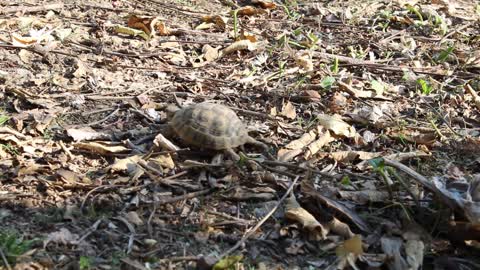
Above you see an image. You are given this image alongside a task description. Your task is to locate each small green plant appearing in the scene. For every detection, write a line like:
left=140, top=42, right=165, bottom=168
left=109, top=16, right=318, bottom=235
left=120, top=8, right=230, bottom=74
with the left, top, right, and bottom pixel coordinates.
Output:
left=1, top=143, right=19, bottom=156
left=376, top=10, right=392, bottom=31
left=416, top=78, right=433, bottom=95
left=434, top=44, right=455, bottom=64
left=340, top=176, right=351, bottom=186
left=281, top=1, right=301, bottom=20
left=348, top=45, right=367, bottom=59
left=232, top=9, right=239, bottom=40
left=330, top=57, right=339, bottom=74
left=0, top=115, right=9, bottom=126
left=320, top=76, right=336, bottom=90
left=0, top=231, right=36, bottom=265
left=406, top=4, right=423, bottom=22
left=110, top=251, right=127, bottom=267
left=79, top=256, right=92, bottom=270
left=370, top=80, right=385, bottom=95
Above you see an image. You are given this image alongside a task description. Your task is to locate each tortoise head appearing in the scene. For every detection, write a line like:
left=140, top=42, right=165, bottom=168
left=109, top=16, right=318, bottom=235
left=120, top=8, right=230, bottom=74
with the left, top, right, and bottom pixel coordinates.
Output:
left=165, top=104, right=180, bottom=119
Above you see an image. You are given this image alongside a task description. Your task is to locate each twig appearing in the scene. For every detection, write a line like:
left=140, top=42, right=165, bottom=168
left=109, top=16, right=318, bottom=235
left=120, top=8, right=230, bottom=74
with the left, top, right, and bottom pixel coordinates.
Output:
left=86, top=107, right=120, bottom=127
left=383, top=159, right=456, bottom=209
left=1, top=2, right=64, bottom=14
left=80, top=185, right=124, bottom=211
left=207, top=210, right=254, bottom=226
left=261, top=160, right=340, bottom=179
left=230, top=107, right=276, bottom=120
left=74, top=219, right=102, bottom=245
left=58, top=140, right=74, bottom=161
left=216, top=176, right=300, bottom=260
left=0, top=247, right=12, bottom=270
left=145, top=188, right=214, bottom=206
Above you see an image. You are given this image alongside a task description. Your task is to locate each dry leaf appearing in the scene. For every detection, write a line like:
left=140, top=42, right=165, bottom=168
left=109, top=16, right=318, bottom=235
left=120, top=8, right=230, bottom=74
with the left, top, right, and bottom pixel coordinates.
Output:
left=285, top=130, right=317, bottom=149
left=67, top=127, right=111, bottom=142
left=200, top=15, right=228, bottom=30
left=220, top=39, right=258, bottom=56
left=125, top=211, right=144, bottom=226
left=73, top=141, right=129, bottom=155
left=111, top=155, right=142, bottom=174
left=254, top=1, right=277, bottom=9
left=151, top=154, right=175, bottom=169
left=280, top=101, right=296, bottom=119
left=236, top=6, right=264, bottom=16
left=295, top=51, right=313, bottom=72
left=285, top=194, right=328, bottom=240
left=44, top=228, right=80, bottom=247
left=405, top=240, right=424, bottom=270
left=336, top=235, right=363, bottom=270
left=153, top=133, right=179, bottom=151
left=202, top=44, right=220, bottom=62
left=304, top=129, right=335, bottom=159
left=316, top=113, right=356, bottom=138
left=329, top=150, right=381, bottom=163
left=127, top=15, right=152, bottom=35
left=277, top=148, right=303, bottom=162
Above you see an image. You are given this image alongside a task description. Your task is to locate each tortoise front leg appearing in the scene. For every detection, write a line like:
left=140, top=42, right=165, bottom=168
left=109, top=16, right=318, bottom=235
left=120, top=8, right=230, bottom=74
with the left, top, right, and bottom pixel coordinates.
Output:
left=245, top=136, right=276, bottom=160
left=224, top=148, right=240, bottom=162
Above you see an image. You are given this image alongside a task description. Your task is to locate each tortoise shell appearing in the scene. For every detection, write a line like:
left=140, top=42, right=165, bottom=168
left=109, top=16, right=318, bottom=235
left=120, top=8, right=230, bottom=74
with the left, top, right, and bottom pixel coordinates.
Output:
left=169, top=102, right=250, bottom=150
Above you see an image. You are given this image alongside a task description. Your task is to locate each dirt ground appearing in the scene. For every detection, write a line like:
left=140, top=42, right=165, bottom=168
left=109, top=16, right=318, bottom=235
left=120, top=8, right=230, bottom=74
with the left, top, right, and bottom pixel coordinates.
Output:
left=1, top=0, right=480, bottom=269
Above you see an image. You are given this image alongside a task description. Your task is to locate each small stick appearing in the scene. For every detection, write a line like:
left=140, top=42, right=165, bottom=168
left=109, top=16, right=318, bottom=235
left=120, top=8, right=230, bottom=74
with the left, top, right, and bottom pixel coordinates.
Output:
left=144, top=188, right=214, bottom=206
left=58, top=140, right=74, bottom=161
left=383, top=159, right=456, bottom=209
left=1, top=3, right=64, bottom=14
left=0, top=247, right=12, bottom=270
left=216, top=176, right=300, bottom=260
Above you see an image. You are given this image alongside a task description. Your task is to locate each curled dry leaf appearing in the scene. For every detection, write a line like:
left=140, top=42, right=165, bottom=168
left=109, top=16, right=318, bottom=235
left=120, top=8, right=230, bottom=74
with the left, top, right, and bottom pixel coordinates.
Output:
left=220, top=39, right=258, bottom=57
left=202, top=44, right=220, bottom=62
left=127, top=15, right=172, bottom=37
left=285, top=194, right=328, bottom=241
left=381, top=237, right=410, bottom=270
left=73, top=141, right=129, bottom=155
left=253, top=1, right=277, bottom=9
left=278, top=126, right=335, bottom=161
left=295, top=51, right=314, bottom=72
left=327, top=217, right=355, bottom=239
left=153, top=133, right=180, bottom=152
left=67, top=127, right=111, bottom=142
left=316, top=113, right=356, bottom=138
left=338, top=190, right=390, bottom=204
left=388, top=128, right=437, bottom=145
left=235, top=6, right=266, bottom=16
left=285, top=130, right=317, bottom=150
left=125, top=211, right=144, bottom=226
left=329, top=150, right=381, bottom=163
left=199, top=15, right=228, bottom=30
left=336, top=235, right=364, bottom=270
left=111, top=155, right=142, bottom=174
left=113, top=25, right=150, bottom=40
left=304, top=128, right=335, bottom=159
left=44, top=228, right=80, bottom=248
left=228, top=186, right=276, bottom=201
left=280, top=101, right=296, bottom=119
left=405, top=240, right=424, bottom=270
left=151, top=154, right=175, bottom=169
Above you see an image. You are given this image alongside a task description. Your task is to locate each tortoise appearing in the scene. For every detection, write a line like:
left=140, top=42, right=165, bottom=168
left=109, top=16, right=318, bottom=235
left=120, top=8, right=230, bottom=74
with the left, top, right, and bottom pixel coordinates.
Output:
left=163, top=102, right=269, bottom=159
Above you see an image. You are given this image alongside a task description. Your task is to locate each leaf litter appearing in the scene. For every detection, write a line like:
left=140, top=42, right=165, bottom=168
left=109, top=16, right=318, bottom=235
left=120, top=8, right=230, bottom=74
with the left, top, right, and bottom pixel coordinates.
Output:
left=1, top=0, right=480, bottom=269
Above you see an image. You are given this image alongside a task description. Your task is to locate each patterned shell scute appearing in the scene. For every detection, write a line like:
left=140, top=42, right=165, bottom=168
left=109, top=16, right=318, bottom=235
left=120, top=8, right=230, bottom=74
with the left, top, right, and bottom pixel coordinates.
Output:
left=170, top=102, right=249, bottom=150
